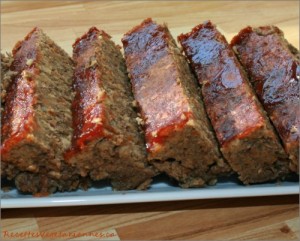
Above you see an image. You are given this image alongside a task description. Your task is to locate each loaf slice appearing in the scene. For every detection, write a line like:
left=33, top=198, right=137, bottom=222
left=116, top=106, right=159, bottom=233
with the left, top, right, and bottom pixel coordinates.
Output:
left=178, top=21, right=289, bottom=184
left=231, top=26, right=299, bottom=173
left=65, top=27, right=156, bottom=190
left=122, top=18, right=230, bottom=188
left=1, top=28, right=87, bottom=194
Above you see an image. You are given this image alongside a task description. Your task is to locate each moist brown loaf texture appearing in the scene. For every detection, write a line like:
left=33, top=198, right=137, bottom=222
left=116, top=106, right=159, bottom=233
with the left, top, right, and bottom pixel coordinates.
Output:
left=178, top=21, right=289, bottom=184
left=1, top=53, right=15, bottom=178
left=65, top=27, right=156, bottom=190
left=122, top=18, right=231, bottom=188
left=1, top=28, right=89, bottom=194
left=1, top=53, right=14, bottom=113
left=231, top=26, right=299, bottom=173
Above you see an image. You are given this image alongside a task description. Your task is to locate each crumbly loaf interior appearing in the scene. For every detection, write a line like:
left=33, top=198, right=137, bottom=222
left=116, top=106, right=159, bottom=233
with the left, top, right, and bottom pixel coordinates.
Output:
left=1, top=53, right=14, bottom=111
left=1, top=53, right=15, bottom=178
left=15, top=167, right=90, bottom=194
left=151, top=123, right=230, bottom=187
left=223, top=125, right=289, bottom=184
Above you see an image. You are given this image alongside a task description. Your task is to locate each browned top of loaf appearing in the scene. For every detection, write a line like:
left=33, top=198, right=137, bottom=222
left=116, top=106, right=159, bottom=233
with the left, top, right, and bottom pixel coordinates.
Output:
left=1, top=28, right=40, bottom=155
left=65, top=27, right=111, bottom=157
left=1, top=27, right=73, bottom=158
left=122, top=18, right=193, bottom=152
left=231, top=26, right=300, bottom=154
left=178, top=21, right=266, bottom=146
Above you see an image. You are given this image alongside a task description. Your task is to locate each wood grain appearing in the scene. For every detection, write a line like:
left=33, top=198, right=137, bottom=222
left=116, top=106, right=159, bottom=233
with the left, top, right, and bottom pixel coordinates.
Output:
left=1, top=0, right=299, bottom=55
left=1, top=196, right=299, bottom=240
left=1, top=1, right=299, bottom=240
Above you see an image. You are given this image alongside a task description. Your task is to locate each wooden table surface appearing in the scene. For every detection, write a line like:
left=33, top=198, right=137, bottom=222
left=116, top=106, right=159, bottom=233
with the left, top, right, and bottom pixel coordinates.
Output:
left=1, top=1, right=299, bottom=240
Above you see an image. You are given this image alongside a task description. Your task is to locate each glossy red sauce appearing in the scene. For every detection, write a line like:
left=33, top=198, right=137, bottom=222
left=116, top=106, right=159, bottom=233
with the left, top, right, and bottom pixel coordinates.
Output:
left=122, top=18, right=192, bottom=152
left=231, top=26, right=299, bottom=153
left=178, top=21, right=264, bottom=146
left=1, top=28, right=39, bottom=157
left=65, top=27, right=109, bottom=160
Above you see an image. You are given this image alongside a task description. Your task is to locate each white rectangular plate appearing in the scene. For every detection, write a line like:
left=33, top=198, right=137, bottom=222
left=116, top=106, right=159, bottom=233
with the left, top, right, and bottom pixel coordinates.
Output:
left=1, top=176, right=299, bottom=208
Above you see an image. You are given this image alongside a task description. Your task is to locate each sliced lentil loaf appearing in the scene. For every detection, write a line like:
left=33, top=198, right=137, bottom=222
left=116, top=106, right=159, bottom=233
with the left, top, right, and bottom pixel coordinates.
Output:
left=65, top=27, right=156, bottom=190
left=178, top=21, right=289, bottom=184
left=231, top=26, right=299, bottom=173
left=1, top=28, right=88, bottom=194
left=122, top=18, right=231, bottom=188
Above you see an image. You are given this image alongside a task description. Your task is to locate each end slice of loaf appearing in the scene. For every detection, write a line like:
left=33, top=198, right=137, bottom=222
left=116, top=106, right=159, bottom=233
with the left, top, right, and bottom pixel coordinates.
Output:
left=178, top=21, right=289, bottom=183
left=231, top=25, right=299, bottom=173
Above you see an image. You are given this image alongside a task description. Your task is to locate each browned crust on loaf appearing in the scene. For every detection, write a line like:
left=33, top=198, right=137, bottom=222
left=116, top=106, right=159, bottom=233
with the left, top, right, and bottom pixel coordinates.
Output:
left=231, top=26, right=299, bottom=173
left=66, top=27, right=156, bottom=190
left=122, top=18, right=231, bottom=187
left=178, top=21, right=289, bottom=184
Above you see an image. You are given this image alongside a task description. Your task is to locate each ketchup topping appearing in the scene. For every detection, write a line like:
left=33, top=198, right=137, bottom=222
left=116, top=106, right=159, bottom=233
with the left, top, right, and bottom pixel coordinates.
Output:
left=1, top=28, right=40, bottom=157
left=122, top=19, right=193, bottom=152
left=231, top=26, right=300, bottom=151
left=178, top=21, right=265, bottom=146
left=65, top=27, right=110, bottom=160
